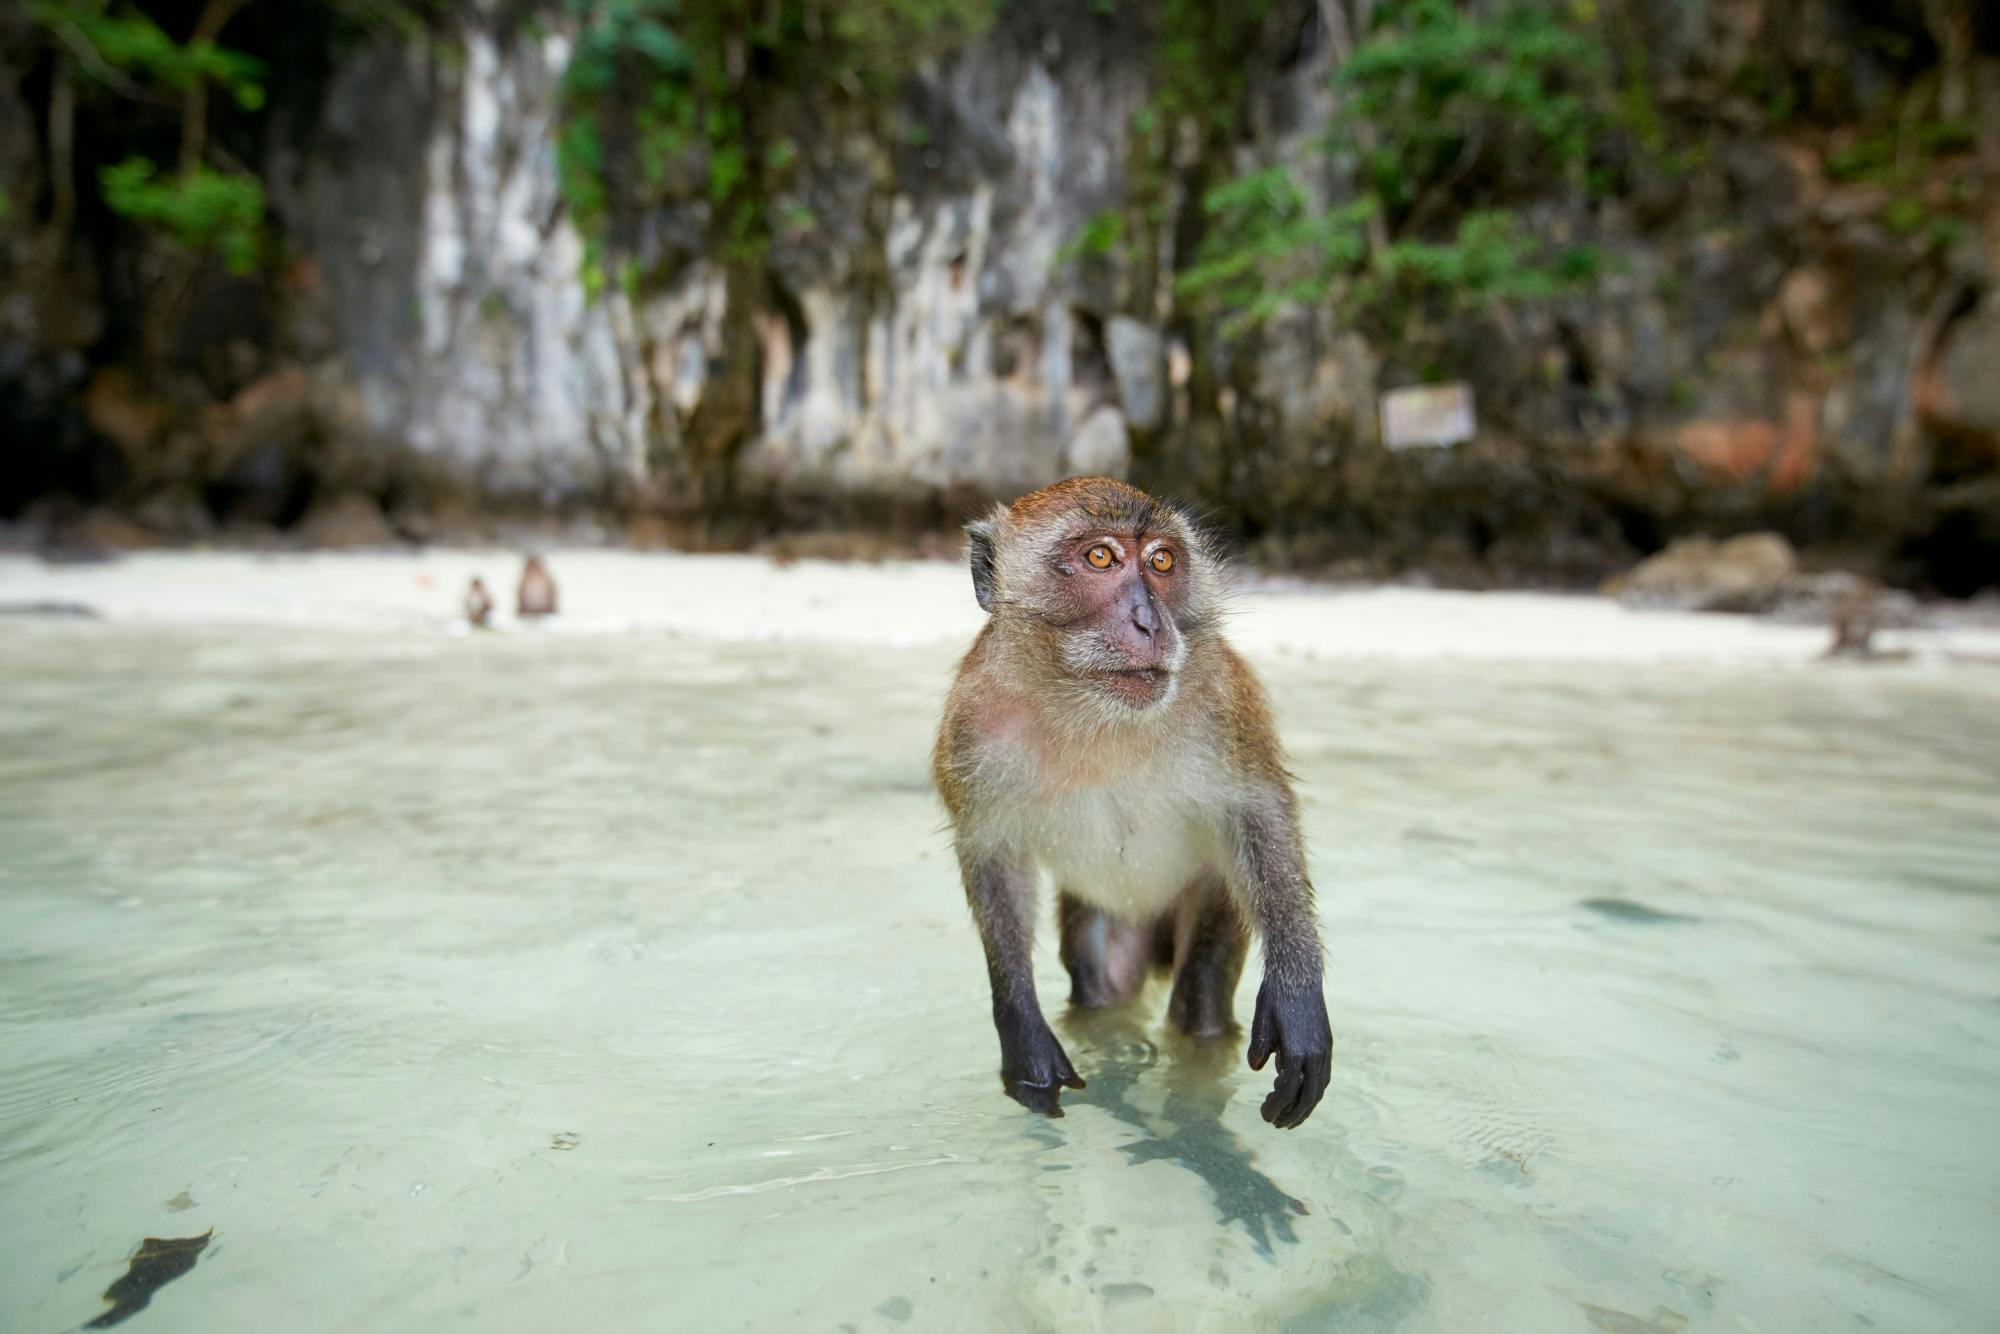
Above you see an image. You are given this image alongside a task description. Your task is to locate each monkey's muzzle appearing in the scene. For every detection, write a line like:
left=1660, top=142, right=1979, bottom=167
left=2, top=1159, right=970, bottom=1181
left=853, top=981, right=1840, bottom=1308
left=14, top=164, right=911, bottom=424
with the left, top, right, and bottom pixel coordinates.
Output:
left=1094, top=666, right=1171, bottom=707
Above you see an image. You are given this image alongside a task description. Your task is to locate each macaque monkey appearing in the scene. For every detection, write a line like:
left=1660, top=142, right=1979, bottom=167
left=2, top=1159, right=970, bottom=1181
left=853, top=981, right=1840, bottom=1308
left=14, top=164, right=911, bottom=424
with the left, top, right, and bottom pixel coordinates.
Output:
left=1823, top=577, right=1915, bottom=663
left=933, top=477, right=1333, bottom=1129
left=464, top=577, right=494, bottom=629
left=517, top=556, right=558, bottom=618
left=1826, top=578, right=1881, bottom=658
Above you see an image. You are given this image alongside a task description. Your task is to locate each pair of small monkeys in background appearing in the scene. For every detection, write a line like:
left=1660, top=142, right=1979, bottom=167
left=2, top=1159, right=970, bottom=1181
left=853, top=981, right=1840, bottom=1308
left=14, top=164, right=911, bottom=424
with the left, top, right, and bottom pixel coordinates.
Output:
left=463, top=555, right=557, bottom=628
left=936, top=476, right=1333, bottom=1130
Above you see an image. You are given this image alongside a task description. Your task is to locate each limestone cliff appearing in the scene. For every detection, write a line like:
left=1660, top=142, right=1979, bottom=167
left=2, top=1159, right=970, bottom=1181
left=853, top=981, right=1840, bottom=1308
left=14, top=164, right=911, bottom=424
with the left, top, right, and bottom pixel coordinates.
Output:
left=3, top=1, right=1998, bottom=591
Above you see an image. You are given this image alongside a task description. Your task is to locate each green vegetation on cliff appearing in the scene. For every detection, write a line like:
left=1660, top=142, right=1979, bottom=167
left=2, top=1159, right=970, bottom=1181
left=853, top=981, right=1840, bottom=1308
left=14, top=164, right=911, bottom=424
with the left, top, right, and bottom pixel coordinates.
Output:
left=23, top=0, right=272, bottom=271
left=556, top=0, right=989, bottom=289
left=552, top=0, right=988, bottom=500
left=2, top=1, right=1995, bottom=590
left=1180, top=0, right=1614, bottom=338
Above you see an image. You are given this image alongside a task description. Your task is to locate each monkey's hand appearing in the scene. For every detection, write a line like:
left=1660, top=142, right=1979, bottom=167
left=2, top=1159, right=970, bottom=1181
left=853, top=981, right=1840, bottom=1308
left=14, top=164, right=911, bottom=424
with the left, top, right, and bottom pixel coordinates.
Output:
left=995, top=1006, right=1085, bottom=1116
left=1247, top=979, right=1332, bottom=1129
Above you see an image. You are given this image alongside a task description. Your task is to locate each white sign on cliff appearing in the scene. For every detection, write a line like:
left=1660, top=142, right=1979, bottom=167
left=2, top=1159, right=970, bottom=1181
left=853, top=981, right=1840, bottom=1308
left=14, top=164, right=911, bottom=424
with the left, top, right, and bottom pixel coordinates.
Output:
left=1380, top=383, right=1476, bottom=449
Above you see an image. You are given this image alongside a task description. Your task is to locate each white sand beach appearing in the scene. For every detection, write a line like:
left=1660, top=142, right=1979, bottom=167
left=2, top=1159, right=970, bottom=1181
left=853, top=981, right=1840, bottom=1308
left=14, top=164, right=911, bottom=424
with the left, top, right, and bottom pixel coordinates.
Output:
left=7, top=548, right=2000, bottom=665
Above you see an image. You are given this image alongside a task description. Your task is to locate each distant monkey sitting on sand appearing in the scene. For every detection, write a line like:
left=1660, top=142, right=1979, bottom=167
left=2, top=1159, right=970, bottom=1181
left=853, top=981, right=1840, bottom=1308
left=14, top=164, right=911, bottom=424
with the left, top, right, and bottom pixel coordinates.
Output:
left=1824, top=578, right=1913, bottom=663
left=517, top=556, right=558, bottom=618
left=464, top=577, right=494, bottom=629
left=1826, top=579, right=1881, bottom=658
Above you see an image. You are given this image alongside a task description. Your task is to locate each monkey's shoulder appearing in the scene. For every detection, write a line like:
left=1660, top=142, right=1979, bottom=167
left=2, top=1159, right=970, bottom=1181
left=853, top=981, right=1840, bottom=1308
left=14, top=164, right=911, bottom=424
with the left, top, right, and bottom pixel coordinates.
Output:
left=1201, top=639, right=1278, bottom=722
left=936, top=682, right=1048, bottom=772
left=932, top=659, right=1040, bottom=813
left=1197, top=641, right=1293, bottom=787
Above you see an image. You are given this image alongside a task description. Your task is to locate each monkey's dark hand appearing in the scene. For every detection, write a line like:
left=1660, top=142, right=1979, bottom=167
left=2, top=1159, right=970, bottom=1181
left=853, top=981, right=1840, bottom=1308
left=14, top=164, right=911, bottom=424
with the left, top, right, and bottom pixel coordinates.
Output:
left=1247, top=979, right=1332, bottom=1129
left=996, top=1006, right=1085, bottom=1116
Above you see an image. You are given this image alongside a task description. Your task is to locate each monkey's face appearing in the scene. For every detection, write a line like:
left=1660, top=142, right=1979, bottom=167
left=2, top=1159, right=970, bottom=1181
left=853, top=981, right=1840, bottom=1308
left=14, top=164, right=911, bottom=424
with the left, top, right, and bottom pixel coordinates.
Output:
left=969, top=479, right=1223, bottom=715
left=1044, top=528, right=1190, bottom=708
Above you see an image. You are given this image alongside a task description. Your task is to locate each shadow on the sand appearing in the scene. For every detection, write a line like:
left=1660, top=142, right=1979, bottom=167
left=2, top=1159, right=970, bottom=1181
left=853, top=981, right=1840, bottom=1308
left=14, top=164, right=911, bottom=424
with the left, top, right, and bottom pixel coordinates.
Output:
left=1055, top=1007, right=1310, bottom=1260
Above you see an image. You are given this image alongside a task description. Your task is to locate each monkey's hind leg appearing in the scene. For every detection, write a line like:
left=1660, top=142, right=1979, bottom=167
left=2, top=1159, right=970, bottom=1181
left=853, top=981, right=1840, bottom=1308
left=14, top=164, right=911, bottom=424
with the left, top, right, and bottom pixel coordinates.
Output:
left=1058, top=892, right=1154, bottom=1009
left=1167, top=879, right=1249, bottom=1038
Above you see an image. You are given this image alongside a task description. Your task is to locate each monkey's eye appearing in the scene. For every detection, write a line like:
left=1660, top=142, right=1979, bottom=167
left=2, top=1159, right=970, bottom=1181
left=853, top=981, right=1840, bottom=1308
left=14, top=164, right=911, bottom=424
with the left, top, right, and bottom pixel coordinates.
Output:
left=1149, top=549, right=1175, bottom=574
left=1085, top=544, right=1115, bottom=570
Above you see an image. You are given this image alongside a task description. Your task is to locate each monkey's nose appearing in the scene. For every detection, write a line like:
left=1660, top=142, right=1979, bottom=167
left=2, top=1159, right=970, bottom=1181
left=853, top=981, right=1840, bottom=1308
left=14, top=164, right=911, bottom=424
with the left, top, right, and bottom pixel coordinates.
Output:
left=1130, top=595, right=1158, bottom=639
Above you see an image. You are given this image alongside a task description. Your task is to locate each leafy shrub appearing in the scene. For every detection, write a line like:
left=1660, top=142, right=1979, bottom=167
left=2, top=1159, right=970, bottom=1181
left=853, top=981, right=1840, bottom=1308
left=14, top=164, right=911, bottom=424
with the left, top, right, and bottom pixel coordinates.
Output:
left=26, top=1, right=268, bottom=109
left=1180, top=0, right=1619, bottom=336
left=99, top=157, right=265, bottom=273
left=557, top=0, right=988, bottom=292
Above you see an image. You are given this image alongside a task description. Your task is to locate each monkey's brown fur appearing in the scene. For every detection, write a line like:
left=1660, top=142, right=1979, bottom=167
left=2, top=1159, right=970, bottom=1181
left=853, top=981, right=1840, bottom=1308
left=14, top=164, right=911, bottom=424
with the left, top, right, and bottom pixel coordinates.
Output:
left=933, top=477, right=1332, bottom=1128
left=464, top=577, right=494, bottom=629
left=517, top=556, right=557, bottom=618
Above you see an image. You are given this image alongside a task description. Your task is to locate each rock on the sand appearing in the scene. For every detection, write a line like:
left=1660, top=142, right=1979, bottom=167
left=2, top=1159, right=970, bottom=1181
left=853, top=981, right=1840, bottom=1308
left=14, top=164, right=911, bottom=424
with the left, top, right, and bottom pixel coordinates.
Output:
left=295, top=494, right=398, bottom=549
left=1614, top=533, right=1799, bottom=613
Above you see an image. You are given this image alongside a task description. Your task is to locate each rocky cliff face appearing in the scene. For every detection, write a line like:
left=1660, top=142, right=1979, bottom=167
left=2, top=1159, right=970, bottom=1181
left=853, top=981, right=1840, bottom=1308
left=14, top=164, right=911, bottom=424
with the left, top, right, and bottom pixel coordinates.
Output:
left=302, top=5, right=1173, bottom=512
left=4, top=1, right=1999, bottom=591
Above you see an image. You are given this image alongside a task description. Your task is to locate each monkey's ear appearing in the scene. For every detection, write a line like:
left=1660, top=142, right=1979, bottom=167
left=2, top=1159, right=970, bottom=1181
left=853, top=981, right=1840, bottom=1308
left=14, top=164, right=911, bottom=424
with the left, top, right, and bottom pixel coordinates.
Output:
left=966, top=519, right=999, bottom=612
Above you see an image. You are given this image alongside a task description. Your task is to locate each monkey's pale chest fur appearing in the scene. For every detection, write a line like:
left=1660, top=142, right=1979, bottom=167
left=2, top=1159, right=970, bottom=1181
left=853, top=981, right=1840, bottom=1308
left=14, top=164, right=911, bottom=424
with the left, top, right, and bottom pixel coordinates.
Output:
left=1027, top=781, right=1216, bottom=918
left=975, top=719, right=1224, bottom=920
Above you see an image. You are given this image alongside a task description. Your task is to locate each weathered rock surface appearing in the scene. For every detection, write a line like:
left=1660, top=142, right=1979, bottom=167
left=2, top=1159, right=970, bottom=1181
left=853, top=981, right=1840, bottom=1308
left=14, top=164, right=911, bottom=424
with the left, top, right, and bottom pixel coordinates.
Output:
left=1926, top=293, right=2000, bottom=445
left=2, top=1, right=1998, bottom=594
left=1106, top=317, right=1165, bottom=435
left=295, top=494, right=398, bottom=549
left=1615, top=533, right=1800, bottom=613
left=1063, top=405, right=1131, bottom=479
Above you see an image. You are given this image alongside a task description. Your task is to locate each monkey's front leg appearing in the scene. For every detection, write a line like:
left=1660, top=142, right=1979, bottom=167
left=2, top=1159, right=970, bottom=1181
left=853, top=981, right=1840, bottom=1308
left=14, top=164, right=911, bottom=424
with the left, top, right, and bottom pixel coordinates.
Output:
left=1231, top=808, right=1334, bottom=1130
left=959, top=850, right=1084, bottom=1115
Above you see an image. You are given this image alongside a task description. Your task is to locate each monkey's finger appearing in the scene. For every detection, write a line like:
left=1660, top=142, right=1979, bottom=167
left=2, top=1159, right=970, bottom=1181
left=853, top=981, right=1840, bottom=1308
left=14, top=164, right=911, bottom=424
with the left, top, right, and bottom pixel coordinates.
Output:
left=1007, top=1080, right=1067, bottom=1117
left=1272, top=1070, right=1304, bottom=1127
left=1274, top=1077, right=1312, bottom=1128
left=1247, top=1007, right=1277, bottom=1072
left=1290, top=1056, right=1332, bottom=1127
left=1261, top=1056, right=1304, bottom=1126
left=1276, top=1052, right=1333, bottom=1129
left=1289, top=1049, right=1328, bottom=1128
left=1046, top=1048, right=1085, bottom=1091
left=1276, top=1083, right=1312, bottom=1129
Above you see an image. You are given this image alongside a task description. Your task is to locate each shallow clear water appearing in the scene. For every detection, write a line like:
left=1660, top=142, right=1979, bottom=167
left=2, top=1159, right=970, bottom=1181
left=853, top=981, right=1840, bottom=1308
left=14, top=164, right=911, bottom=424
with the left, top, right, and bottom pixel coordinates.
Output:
left=2, top=622, right=1997, bottom=1332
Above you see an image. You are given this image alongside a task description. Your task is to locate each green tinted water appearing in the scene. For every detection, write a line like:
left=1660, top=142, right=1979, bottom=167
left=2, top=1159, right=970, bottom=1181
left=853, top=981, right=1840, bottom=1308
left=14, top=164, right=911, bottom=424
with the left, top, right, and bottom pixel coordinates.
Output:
left=2, top=622, right=1997, bottom=1331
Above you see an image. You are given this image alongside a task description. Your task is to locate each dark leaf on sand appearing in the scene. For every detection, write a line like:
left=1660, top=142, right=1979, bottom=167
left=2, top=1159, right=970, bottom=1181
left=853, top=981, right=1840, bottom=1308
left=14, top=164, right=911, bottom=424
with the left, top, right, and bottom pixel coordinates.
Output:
left=86, top=1230, right=211, bottom=1328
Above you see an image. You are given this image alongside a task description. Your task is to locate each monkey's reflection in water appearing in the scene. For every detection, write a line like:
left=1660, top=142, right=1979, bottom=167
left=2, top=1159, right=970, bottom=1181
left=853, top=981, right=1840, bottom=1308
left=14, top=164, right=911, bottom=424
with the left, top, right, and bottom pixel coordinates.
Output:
left=1051, top=1007, right=1311, bottom=1260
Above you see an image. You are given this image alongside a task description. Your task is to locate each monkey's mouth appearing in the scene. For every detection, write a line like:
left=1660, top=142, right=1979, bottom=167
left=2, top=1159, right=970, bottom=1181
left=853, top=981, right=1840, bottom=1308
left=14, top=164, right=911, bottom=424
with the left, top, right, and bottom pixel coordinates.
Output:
left=1094, top=667, right=1171, bottom=705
